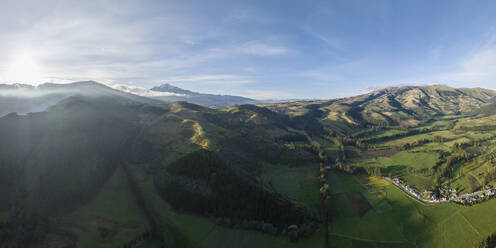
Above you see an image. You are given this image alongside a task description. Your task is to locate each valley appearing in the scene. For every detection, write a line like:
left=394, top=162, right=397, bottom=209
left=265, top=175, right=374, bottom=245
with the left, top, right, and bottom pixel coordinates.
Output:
left=4, top=2, right=496, bottom=247
left=2, top=83, right=496, bottom=247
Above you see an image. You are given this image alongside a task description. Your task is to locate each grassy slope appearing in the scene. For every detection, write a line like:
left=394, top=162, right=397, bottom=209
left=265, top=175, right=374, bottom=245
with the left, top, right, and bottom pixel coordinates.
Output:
left=350, top=151, right=438, bottom=169
left=262, top=86, right=496, bottom=133
left=315, top=138, right=340, bottom=160
left=261, top=164, right=321, bottom=215
left=130, top=164, right=327, bottom=248
left=62, top=167, right=150, bottom=248
left=346, top=114, right=496, bottom=191
left=326, top=171, right=496, bottom=248
left=196, top=227, right=327, bottom=248
left=129, top=164, right=213, bottom=247
left=7, top=87, right=496, bottom=247
left=0, top=211, right=8, bottom=222
left=328, top=172, right=407, bottom=244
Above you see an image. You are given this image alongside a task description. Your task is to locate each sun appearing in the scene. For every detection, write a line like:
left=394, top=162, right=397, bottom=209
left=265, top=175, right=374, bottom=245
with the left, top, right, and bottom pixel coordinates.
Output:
left=3, top=52, right=44, bottom=84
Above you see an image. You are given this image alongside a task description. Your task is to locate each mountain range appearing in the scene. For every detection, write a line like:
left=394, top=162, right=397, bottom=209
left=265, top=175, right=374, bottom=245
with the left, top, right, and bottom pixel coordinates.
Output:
left=261, top=85, right=496, bottom=133
left=0, top=81, right=259, bottom=117
left=0, top=81, right=157, bottom=117
left=113, top=83, right=256, bottom=107
left=2, top=82, right=496, bottom=247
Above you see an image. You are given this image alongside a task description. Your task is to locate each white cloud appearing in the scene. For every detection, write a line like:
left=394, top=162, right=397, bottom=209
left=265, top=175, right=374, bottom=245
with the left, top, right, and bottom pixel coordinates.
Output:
left=238, top=42, right=289, bottom=56
left=429, top=37, right=496, bottom=90
left=0, top=1, right=297, bottom=99
left=239, top=89, right=296, bottom=100
left=162, top=74, right=254, bottom=84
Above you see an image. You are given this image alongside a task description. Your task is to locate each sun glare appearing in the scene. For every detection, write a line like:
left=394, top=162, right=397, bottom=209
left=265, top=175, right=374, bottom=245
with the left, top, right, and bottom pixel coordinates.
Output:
left=3, top=52, right=44, bottom=84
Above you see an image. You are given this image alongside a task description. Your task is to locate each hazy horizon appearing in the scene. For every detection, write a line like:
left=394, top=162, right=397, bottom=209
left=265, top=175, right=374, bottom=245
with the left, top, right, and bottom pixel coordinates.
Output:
left=2, top=80, right=495, bottom=101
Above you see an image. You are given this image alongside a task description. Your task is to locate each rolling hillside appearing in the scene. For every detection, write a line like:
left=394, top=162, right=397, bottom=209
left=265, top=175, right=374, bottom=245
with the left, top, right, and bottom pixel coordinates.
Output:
left=0, top=92, right=321, bottom=247
left=3, top=83, right=496, bottom=247
left=474, top=102, right=496, bottom=116
left=261, top=85, right=496, bottom=134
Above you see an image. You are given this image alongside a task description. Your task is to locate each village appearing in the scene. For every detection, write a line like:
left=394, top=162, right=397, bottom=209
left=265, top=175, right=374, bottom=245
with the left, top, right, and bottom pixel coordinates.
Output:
left=386, top=177, right=496, bottom=205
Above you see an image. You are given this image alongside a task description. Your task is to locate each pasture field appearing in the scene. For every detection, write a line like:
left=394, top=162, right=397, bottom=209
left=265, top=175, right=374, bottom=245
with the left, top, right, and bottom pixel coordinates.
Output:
left=324, top=115, right=496, bottom=246
left=447, top=159, right=489, bottom=194
left=0, top=211, right=8, bottom=222
left=197, top=226, right=327, bottom=248
left=443, top=137, right=471, bottom=147
left=417, top=120, right=451, bottom=128
left=129, top=164, right=214, bottom=247
left=315, top=137, right=340, bottom=160
left=455, top=115, right=496, bottom=128
left=327, top=171, right=344, bottom=194
left=344, top=115, right=496, bottom=192
left=350, top=151, right=438, bottom=169
left=383, top=133, right=437, bottom=147
left=131, top=164, right=326, bottom=248
left=399, top=174, right=435, bottom=192
left=328, top=236, right=411, bottom=248
left=261, top=164, right=321, bottom=214
left=326, top=172, right=496, bottom=248
left=366, top=129, right=408, bottom=139
left=410, top=142, right=451, bottom=153
left=62, top=168, right=150, bottom=248
left=329, top=173, right=407, bottom=244
left=57, top=156, right=496, bottom=248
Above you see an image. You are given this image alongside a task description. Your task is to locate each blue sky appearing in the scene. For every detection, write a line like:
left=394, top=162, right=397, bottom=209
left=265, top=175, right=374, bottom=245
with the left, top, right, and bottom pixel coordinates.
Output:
left=1, top=0, right=496, bottom=99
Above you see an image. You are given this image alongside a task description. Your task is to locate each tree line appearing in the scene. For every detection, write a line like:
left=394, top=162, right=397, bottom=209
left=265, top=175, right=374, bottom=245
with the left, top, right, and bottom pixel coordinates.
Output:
left=155, top=150, right=316, bottom=236
left=479, top=232, right=496, bottom=248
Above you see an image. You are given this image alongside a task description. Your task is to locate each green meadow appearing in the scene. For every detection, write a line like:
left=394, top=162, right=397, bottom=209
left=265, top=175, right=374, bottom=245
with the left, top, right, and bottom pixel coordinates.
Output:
left=350, top=151, right=438, bottom=169
left=315, top=137, right=340, bottom=160
left=0, top=211, right=8, bottom=222
left=66, top=162, right=496, bottom=248
left=326, top=171, right=496, bottom=248
left=261, top=164, right=321, bottom=214
left=61, top=168, right=150, bottom=248
left=124, top=164, right=326, bottom=248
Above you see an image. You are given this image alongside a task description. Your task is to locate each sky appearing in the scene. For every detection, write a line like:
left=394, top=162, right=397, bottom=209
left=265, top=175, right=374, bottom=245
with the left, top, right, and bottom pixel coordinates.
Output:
left=1, top=0, right=496, bottom=99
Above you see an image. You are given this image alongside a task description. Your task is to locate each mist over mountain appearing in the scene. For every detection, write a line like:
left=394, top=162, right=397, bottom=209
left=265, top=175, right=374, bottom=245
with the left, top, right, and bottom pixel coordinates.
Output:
left=0, top=81, right=157, bottom=117
left=0, top=81, right=298, bottom=118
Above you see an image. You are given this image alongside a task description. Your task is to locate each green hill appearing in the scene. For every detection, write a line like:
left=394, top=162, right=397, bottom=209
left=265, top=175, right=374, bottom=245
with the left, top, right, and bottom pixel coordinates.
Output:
left=0, top=81, right=157, bottom=117
left=0, top=93, right=322, bottom=247
left=261, top=85, right=496, bottom=134
left=4, top=83, right=496, bottom=247
left=474, top=102, right=496, bottom=116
